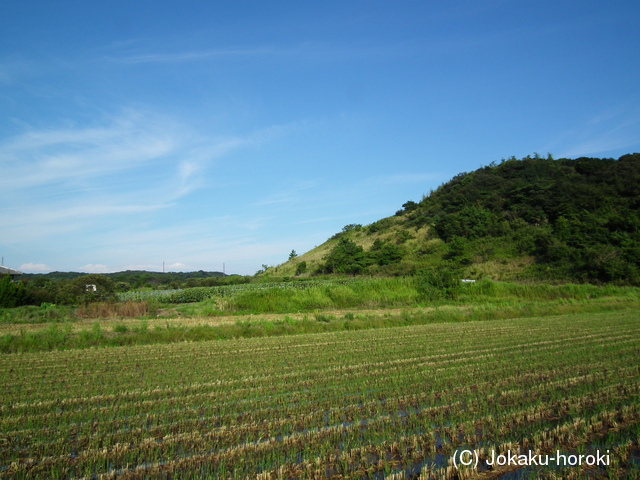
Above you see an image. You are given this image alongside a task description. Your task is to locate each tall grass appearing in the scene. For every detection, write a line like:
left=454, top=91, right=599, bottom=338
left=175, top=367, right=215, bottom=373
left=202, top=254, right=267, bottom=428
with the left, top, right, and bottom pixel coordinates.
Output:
left=4, top=279, right=638, bottom=323
left=459, top=279, right=636, bottom=302
left=1, top=279, right=638, bottom=353
left=203, top=277, right=420, bottom=313
left=187, top=277, right=639, bottom=315
left=75, top=300, right=150, bottom=318
left=0, top=301, right=152, bottom=324
left=0, top=304, right=76, bottom=324
left=2, top=293, right=638, bottom=353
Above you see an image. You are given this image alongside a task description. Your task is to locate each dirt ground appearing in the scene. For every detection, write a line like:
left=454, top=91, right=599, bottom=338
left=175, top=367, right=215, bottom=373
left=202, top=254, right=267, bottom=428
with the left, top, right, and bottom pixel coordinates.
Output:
left=0, top=306, right=437, bottom=335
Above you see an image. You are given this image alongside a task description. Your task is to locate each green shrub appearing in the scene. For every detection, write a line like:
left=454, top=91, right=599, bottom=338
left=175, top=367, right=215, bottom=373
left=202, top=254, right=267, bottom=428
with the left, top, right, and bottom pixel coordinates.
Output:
left=415, top=267, right=462, bottom=300
left=295, top=261, right=307, bottom=276
left=113, top=324, right=128, bottom=334
left=65, top=274, right=117, bottom=305
left=0, top=275, right=29, bottom=308
left=323, top=238, right=368, bottom=274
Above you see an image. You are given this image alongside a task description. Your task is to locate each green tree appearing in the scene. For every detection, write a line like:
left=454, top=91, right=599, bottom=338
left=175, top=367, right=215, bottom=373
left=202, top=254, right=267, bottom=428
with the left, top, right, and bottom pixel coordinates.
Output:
left=342, top=224, right=362, bottom=233
left=295, top=261, right=307, bottom=276
left=288, top=250, right=298, bottom=260
left=369, top=240, right=404, bottom=266
left=395, top=200, right=419, bottom=216
left=0, top=275, right=29, bottom=307
left=66, top=274, right=117, bottom=304
left=323, top=238, right=368, bottom=275
left=444, top=236, right=472, bottom=265
left=414, top=267, right=462, bottom=300
left=434, top=206, right=502, bottom=242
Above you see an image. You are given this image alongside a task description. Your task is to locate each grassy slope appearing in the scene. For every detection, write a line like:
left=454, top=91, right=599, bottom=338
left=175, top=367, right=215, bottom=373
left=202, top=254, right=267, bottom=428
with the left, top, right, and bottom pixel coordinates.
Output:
left=268, top=218, right=434, bottom=277
left=266, top=214, right=529, bottom=281
left=267, top=154, right=640, bottom=283
left=3, top=280, right=638, bottom=352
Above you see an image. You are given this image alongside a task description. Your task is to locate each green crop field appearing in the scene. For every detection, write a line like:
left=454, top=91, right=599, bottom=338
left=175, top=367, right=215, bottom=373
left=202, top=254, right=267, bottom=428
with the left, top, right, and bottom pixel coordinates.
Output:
left=2, top=309, right=639, bottom=479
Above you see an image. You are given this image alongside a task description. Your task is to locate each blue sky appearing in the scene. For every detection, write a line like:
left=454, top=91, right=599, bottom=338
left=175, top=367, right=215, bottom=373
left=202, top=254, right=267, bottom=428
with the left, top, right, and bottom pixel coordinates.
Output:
left=1, top=1, right=639, bottom=275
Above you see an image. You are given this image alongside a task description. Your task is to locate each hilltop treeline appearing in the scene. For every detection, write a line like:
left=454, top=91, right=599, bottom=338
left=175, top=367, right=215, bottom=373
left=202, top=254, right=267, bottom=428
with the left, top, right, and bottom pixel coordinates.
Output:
left=298, top=153, right=640, bottom=284
left=20, top=269, right=229, bottom=284
left=410, top=153, right=640, bottom=283
left=3, top=270, right=251, bottom=307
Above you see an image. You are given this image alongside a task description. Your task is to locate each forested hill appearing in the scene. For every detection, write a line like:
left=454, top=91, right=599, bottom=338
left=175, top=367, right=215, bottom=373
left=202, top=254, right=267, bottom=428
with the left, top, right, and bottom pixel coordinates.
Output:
left=276, top=153, right=640, bottom=284
left=19, top=270, right=232, bottom=289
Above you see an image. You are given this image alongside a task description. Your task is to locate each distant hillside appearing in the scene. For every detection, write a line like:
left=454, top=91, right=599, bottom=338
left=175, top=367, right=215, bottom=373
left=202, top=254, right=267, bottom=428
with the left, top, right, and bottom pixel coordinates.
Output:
left=20, top=270, right=230, bottom=288
left=271, top=153, right=640, bottom=284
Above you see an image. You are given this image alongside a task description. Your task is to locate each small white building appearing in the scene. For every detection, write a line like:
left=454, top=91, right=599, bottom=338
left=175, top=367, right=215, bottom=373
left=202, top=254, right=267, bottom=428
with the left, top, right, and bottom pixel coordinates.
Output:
left=0, top=266, right=23, bottom=279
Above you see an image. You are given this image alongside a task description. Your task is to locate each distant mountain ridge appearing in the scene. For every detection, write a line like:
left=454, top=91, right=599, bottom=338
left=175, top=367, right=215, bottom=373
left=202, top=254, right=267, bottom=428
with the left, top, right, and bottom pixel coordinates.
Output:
left=19, top=270, right=228, bottom=286
left=273, top=153, right=640, bottom=284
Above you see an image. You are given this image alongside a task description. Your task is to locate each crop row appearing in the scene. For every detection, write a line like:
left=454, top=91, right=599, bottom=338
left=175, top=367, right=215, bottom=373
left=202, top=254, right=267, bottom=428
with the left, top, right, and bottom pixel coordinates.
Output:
left=3, top=313, right=635, bottom=395
left=3, top=325, right=635, bottom=417
left=6, top=365, right=638, bottom=465
left=1, top=310, right=638, bottom=478
left=6, top=377, right=639, bottom=478
left=117, top=279, right=362, bottom=303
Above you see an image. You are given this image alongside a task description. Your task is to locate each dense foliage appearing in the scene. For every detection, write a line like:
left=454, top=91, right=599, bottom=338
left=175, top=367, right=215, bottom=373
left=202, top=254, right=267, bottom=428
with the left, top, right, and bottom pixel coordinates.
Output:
left=321, top=238, right=368, bottom=274
left=13, top=270, right=252, bottom=307
left=20, top=269, right=232, bottom=287
left=315, top=154, right=640, bottom=283
left=315, top=153, right=640, bottom=283
left=405, top=153, right=640, bottom=283
left=0, top=275, right=29, bottom=308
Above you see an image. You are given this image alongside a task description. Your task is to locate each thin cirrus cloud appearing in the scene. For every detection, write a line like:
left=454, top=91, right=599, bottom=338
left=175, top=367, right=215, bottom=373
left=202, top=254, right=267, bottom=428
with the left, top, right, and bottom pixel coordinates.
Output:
left=0, top=110, right=180, bottom=191
left=1, top=108, right=318, bottom=275
left=0, top=109, right=297, bottom=249
left=364, top=173, right=440, bottom=186
left=1, top=110, right=183, bottom=245
left=550, top=98, right=640, bottom=159
left=109, top=46, right=286, bottom=64
left=106, top=40, right=404, bottom=66
left=1, top=108, right=295, bottom=200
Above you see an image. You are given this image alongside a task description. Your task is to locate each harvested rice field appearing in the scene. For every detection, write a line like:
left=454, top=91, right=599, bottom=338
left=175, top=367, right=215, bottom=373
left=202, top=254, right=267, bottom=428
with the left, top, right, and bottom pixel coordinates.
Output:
left=1, top=310, right=639, bottom=479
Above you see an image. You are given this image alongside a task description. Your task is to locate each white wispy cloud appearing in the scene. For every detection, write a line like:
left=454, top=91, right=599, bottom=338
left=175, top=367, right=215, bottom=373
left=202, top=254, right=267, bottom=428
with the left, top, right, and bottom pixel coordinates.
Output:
left=0, top=109, right=180, bottom=191
left=364, top=173, right=439, bottom=186
left=18, top=262, right=52, bottom=273
left=549, top=97, right=640, bottom=158
left=0, top=109, right=304, bottom=248
left=0, top=101, right=317, bottom=274
left=110, top=46, right=287, bottom=64
left=106, top=39, right=406, bottom=67
left=78, top=264, right=110, bottom=273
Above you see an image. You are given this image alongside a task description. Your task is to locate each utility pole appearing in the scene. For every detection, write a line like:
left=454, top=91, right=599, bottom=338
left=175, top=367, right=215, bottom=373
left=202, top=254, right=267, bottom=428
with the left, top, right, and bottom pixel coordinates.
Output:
left=163, top=261, right=165, bottom=273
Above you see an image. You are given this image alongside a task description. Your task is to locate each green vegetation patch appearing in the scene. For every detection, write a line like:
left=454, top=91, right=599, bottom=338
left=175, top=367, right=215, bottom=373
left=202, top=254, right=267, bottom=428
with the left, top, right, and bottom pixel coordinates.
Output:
left=2, top=310, right=639, bottom=478
left=1, top=280, right=638, bottom=353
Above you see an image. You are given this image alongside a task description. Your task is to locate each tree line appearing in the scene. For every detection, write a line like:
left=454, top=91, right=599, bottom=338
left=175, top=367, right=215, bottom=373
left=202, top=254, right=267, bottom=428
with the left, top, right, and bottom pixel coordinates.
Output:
left=315, top=153, right=640, bottom=284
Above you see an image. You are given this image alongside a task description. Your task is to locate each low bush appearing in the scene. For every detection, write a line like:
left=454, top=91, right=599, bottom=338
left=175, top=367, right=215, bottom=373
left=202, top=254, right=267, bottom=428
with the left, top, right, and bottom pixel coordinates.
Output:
left=414, top=267, right=462, bottom=300
left=75, top=301, right=149, bottom=318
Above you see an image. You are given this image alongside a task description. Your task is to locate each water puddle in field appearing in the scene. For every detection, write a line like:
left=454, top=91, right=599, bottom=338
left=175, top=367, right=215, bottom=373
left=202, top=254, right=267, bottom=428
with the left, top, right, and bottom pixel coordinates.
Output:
left=10, top=395, right=640, bottom=480
left=326, top=422, right=640, bottom=480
